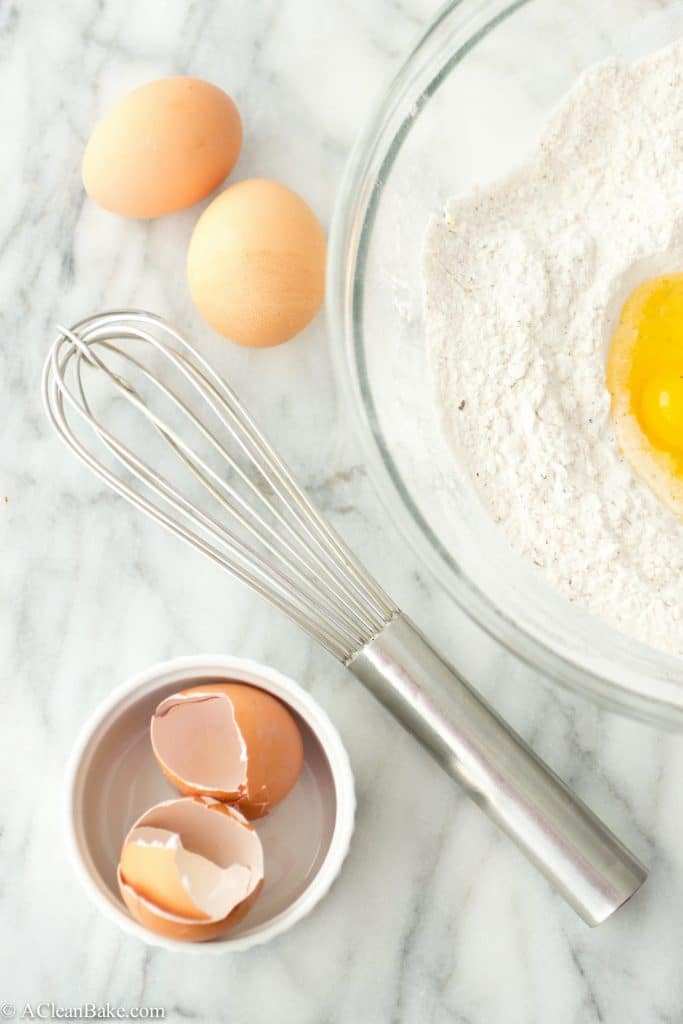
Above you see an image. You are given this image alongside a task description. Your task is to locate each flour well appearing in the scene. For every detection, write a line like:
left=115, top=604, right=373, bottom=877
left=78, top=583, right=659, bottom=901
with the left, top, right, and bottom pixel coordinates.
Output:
left=423, top=42, right=683, bottom=657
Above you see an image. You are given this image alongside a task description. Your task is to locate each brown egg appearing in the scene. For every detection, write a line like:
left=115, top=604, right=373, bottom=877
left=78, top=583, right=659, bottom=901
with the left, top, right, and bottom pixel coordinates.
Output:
left=151, top=682, right=304, bottom=818
left=118, top=797, right=264, bottom=943
left=82, top=77, right=242, bottom=218
left=186, top=178, right=326, bottom=347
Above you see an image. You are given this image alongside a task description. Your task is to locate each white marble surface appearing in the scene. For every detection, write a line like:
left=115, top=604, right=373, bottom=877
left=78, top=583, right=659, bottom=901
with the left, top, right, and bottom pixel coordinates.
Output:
left=2, top=1, right=683, bottom=1022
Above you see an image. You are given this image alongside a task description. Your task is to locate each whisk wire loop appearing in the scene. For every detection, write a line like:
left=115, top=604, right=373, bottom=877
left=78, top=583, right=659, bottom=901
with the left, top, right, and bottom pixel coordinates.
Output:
left=43, top=311, right=396, bottom=661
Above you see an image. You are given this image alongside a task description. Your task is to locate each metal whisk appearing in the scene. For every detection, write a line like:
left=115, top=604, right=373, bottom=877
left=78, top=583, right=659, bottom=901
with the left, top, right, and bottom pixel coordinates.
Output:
left=43, top=310, right=646, bottom=926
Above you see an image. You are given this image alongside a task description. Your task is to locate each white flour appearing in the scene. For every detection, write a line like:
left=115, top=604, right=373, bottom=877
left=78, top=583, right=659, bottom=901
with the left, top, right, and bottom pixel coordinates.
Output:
left=423, top=42, right=683, bottom=656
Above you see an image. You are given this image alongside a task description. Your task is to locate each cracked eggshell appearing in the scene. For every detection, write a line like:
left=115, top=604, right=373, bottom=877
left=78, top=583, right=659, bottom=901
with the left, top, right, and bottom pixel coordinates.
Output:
left=66, top=654, right=356, bottom=953
left=151, top=683, right=304, bottom=819
left=118, top=797, right=264, bottom=943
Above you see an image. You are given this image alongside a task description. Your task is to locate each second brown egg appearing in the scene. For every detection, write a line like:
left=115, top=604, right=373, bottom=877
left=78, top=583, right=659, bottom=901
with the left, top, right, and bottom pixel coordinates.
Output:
left=187, top=178, right=327, bottom=347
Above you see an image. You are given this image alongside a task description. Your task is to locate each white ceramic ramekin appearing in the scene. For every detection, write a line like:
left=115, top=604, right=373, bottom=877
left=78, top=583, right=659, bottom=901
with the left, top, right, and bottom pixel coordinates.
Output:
left=64, top=655, right=355, bottom=953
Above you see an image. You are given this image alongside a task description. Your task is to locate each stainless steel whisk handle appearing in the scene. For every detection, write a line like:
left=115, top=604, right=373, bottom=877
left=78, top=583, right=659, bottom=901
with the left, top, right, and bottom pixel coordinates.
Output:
left=350, top=614, right=646, bottom=926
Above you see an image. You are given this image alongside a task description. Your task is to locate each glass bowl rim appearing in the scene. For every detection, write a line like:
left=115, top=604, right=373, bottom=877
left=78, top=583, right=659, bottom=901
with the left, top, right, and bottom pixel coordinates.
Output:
left=326, top=0, right=683, bottom=727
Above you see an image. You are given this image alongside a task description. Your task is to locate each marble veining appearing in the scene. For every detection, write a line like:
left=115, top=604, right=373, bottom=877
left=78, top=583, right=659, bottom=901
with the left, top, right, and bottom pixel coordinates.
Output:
left=1, top=2, right=683, bottom=1023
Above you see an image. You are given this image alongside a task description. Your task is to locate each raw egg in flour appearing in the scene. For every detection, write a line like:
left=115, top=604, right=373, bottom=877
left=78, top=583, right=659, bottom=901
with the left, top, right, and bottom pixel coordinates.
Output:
left=151, top=682, right=304, bottom=819
left=607, top=273, right=683, bottom=515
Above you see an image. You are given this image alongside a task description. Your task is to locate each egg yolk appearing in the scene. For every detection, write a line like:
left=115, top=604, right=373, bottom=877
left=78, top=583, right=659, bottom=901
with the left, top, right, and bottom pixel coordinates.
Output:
left=609, top=273, right=683, bottom=472
left=638, top=373, right=683, bottom=454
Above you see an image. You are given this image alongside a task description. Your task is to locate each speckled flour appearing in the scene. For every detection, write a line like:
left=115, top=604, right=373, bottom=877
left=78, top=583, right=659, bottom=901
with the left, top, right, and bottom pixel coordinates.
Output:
left=423, top=42, right=683, bottom=656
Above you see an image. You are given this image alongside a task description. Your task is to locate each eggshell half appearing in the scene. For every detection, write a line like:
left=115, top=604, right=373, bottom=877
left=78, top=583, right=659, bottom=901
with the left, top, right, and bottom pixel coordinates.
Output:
left=186, top=178, right=326, bottom=347
left=150, top=683, right=304, bottom=818
left=151, top=690, right=247, bottom=802
left=82, top=77, right=242, bottom=218
left=118, top=797, right=263, bottom=942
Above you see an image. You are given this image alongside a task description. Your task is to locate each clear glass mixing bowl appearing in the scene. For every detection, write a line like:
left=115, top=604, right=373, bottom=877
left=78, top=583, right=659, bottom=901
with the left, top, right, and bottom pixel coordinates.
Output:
left=327, top=0, right=683, bottom=726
